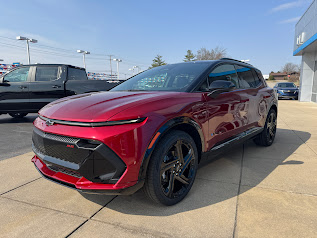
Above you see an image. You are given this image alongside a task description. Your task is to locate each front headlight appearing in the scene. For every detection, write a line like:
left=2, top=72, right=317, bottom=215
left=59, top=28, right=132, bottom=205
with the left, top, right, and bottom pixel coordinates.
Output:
left=39, top=115, right=147, bottom=127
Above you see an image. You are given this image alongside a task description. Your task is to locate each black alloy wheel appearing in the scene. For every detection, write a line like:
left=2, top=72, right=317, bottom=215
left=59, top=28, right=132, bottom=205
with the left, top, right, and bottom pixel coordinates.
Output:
left=8, top=112, right=28, bottom=118
left=144, top=130, right=198, bottom=205
left=254, top=109, right=277, bottom=146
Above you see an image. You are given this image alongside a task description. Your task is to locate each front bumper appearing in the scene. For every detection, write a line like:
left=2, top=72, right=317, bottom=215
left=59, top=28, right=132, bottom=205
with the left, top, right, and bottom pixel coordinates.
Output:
left=32, top=155, right=143, bottom=195
left=277, top=91, right=298, bottom=99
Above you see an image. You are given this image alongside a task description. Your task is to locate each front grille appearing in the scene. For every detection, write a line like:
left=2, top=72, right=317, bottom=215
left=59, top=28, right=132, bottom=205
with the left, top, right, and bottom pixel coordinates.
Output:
left=46, top=162, right=82, bottom=178
left=32, top=127, right=126, bottom=184
left=32, top=128, right=91, bottom=167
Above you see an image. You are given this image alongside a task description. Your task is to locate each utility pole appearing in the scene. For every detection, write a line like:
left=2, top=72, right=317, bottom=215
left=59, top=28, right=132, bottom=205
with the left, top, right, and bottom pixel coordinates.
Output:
left=109, top=55, right=114, bottom=77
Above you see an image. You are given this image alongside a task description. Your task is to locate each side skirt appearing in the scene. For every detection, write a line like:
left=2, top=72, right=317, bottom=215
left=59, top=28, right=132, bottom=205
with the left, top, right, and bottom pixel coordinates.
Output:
left=200, top=127, right=263, bottom=163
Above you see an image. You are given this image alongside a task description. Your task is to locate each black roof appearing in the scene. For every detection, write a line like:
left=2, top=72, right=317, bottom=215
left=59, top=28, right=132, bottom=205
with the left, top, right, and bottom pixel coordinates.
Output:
left=171, top=58, right=256, bottom=69
left=16, top=64, right=85, bottom=70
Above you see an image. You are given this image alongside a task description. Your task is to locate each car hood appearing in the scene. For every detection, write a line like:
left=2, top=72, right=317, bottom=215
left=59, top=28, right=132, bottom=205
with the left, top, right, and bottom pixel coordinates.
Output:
left=39, top=91, right=184, bottom=122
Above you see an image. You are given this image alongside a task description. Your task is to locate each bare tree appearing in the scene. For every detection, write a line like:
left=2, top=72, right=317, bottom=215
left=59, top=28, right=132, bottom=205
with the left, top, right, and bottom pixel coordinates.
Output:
left=281, top=63, right=300, bottom=74
left=196, top=46, right=227, bottom=60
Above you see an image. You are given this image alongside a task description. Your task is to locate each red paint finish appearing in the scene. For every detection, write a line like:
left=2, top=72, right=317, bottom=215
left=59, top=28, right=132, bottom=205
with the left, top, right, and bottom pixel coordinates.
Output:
left=32, top=87, right=276, bottom=192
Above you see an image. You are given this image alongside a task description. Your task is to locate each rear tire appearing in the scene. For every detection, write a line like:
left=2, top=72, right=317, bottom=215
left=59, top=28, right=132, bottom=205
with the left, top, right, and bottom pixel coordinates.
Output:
left=253, top=109, right=277, bottom=146
left=144, top=130, right=198, bottom=206
left=8, top=112, right=28, bottom=118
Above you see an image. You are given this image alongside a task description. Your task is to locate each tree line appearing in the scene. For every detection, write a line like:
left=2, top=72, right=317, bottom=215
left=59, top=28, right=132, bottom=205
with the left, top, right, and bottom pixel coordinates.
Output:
left=150, top=46, right=227, bottom=68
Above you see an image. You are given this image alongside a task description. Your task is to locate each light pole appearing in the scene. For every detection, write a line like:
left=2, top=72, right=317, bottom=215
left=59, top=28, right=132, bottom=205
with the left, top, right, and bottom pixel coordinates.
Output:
left=133, top=66, right=140, bottom=74
left=16, top=36, right=37, bottom=64
left=113, top=58, right=122, bottom=80
left=241, top=59, right=250, bottom=63
left=129, top=68, right=134, bottom=75
left=77, top=50, right=90, bottom=69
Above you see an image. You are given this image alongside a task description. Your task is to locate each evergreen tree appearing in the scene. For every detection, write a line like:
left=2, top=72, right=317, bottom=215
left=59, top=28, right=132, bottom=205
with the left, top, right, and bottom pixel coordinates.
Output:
left=150, top=55, right=167, bottom=68
left=184, top=50, right=195, bottom=62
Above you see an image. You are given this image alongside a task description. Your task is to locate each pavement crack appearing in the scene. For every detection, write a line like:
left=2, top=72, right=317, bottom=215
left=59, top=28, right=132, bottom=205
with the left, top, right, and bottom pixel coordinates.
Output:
left=65, top=195, right=118, bottom=237
left=196, top=177, right=240, bottom=186
left=242, top=184, right=317, bottom=197
left=0, top=177, right=42, bottom=196
left=232, top=143, right=244, bottom=238
left=0, top=196, right=88, bottom=219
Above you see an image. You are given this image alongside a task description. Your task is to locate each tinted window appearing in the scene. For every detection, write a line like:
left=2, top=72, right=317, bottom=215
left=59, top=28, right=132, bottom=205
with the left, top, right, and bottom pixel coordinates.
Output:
left=68, top=67, right=87, bottom=81
left=35, top=66, right=59, bottom=82
left=235, top=65, right=257, bottom=88
left=252, top=70, right=262, bottom=87
left=4, top=67, right=30, bottom=82
left=207, top=64, right=239, bottom=88
left=111, top=62, right=210, bottom=92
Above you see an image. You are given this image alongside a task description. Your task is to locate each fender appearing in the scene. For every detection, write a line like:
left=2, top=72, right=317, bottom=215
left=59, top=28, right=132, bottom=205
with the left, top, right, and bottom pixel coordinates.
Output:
left=138, top=116, right=205, bottom=180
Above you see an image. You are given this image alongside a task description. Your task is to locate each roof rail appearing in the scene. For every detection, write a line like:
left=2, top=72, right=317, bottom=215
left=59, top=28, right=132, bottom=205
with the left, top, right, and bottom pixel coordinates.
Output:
left=220, top=58, right=253, bottom=66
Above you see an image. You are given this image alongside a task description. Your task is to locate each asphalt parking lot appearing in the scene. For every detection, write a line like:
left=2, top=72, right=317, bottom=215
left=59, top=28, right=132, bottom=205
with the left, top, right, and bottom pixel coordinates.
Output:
left=1, top=100, right=317, bottom=238
left=0, top=113, right=37, bottom=161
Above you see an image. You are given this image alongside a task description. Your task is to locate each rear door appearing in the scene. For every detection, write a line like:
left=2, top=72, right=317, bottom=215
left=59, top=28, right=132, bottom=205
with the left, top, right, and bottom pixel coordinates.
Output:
left=64, top=67, right=91, bottom=96
left=202, top=64, right=248, bottom=149
left=0, top=66, right=31, bottom=112
left=28, top=65, right=65, bottom=110
left=235, top=65, right=266, bottom=128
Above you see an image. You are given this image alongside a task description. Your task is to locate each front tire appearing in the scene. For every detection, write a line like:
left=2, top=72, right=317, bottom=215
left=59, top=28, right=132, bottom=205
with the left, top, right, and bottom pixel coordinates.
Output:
left=144, top=130, right=198, bottom=206
left=8, top=112, right=28, bottom=118
left=253, top=109, right=277, bottom=146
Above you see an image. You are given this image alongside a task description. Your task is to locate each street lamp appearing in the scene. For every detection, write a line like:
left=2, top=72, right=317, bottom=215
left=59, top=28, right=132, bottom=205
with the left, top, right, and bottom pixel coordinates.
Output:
left=241, top=59, right=250, bottom=63
left=133, top=65, right=140, bottom=73
left=77, top=50, right=90, bottom=69
left=16, top=36, right=38, bottom=64
left=129, top=68, right=134, bottom=75
left=113, top=58, right=122, bottom=80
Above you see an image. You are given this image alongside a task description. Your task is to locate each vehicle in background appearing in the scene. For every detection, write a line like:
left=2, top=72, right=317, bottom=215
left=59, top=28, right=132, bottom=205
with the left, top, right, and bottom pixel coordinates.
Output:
left=0, top=64, right=121, bottom=118
left=273, top=82, right=299, bottom=100
left=31, top=59, right=278, bottom=205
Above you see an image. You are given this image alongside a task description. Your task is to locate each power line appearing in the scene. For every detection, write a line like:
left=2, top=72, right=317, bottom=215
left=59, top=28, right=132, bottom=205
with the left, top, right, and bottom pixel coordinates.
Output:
left=0, top=35, right=150, bottom=69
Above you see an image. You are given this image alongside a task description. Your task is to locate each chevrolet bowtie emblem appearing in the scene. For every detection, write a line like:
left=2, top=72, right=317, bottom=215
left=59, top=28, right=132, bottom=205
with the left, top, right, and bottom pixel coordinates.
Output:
left=46, top=119, right=55, bottom=126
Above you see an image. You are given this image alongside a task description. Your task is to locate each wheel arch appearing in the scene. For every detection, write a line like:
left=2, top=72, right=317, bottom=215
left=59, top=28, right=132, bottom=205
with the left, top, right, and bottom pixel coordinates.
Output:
left=138, top=116, right=205, bottom=180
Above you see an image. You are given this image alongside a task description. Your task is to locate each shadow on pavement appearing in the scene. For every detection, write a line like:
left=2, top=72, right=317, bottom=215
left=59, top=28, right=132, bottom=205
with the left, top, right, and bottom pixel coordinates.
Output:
left=0, top=114, right=37, bottom=124
left=77, top=129, right=312, bottom=215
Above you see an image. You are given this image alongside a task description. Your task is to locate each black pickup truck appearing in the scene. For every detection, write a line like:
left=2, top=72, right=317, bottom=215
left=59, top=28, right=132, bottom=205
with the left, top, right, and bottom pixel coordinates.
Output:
left=0, top=64, right=120, bottom=118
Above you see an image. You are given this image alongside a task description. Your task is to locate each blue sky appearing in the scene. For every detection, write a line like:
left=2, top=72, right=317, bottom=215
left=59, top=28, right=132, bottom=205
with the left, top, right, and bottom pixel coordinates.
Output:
left=0, top=0, right=313, bottom=76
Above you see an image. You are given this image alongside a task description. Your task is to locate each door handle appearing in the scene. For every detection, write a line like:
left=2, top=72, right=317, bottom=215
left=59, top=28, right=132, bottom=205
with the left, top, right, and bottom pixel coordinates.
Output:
left=19, top=86, right=27, bottom=89
left=52, top=85, right=61, bottom=88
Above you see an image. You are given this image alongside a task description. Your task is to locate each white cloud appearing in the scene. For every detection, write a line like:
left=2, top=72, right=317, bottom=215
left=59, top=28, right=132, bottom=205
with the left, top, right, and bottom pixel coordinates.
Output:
left=279, top=16, right=301, bottom=24
left=270, top=1, right=303, bottom=13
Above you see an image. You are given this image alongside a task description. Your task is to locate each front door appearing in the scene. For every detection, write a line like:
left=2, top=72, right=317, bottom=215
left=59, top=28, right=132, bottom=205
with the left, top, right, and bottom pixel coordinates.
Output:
left=28, top=65, right=65, bottom=110
left=203, top=64, right=249, bottom=150
left=0, top=66, right=31, bottom=112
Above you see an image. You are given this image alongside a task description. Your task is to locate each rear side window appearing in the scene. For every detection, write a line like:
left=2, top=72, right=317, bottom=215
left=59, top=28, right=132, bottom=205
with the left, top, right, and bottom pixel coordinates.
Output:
left=235, top=65, right=257, bottom=88
left=253, top=69, right=264, bottom=87
left=208, top=64, right=240, bottom=88
left=35, top=66, right=59, bottom=82
left=68, top=67, right=87, bottom=81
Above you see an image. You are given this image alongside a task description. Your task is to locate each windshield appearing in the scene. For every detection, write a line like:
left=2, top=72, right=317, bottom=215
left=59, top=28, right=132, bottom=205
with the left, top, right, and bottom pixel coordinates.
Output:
left=111, top=62, right=210, bottom=92
left=277, top=83, right=296, bottom=88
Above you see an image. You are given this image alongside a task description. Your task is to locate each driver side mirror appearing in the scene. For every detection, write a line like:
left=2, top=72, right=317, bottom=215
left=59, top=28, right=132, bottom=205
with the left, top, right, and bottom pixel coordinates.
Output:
left=207, top=80, right=236, bottom=98
left=0, top=76, right=9, bottom=86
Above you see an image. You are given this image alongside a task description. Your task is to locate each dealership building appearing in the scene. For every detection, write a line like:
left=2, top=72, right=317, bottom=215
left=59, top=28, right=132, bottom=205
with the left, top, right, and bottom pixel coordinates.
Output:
left=294, top=0, right=317, bottom=102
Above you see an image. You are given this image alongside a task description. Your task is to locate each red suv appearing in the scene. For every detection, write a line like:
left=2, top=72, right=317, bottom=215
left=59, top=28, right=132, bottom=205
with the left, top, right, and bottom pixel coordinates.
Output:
left=32, top=59, right=277, bottom=205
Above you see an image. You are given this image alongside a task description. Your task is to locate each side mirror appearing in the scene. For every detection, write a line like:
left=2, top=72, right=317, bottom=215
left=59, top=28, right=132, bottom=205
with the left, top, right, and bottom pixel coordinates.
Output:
left=207, top=80, right=236, bottom=98
left=0, top=76, right=9, bottom=86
